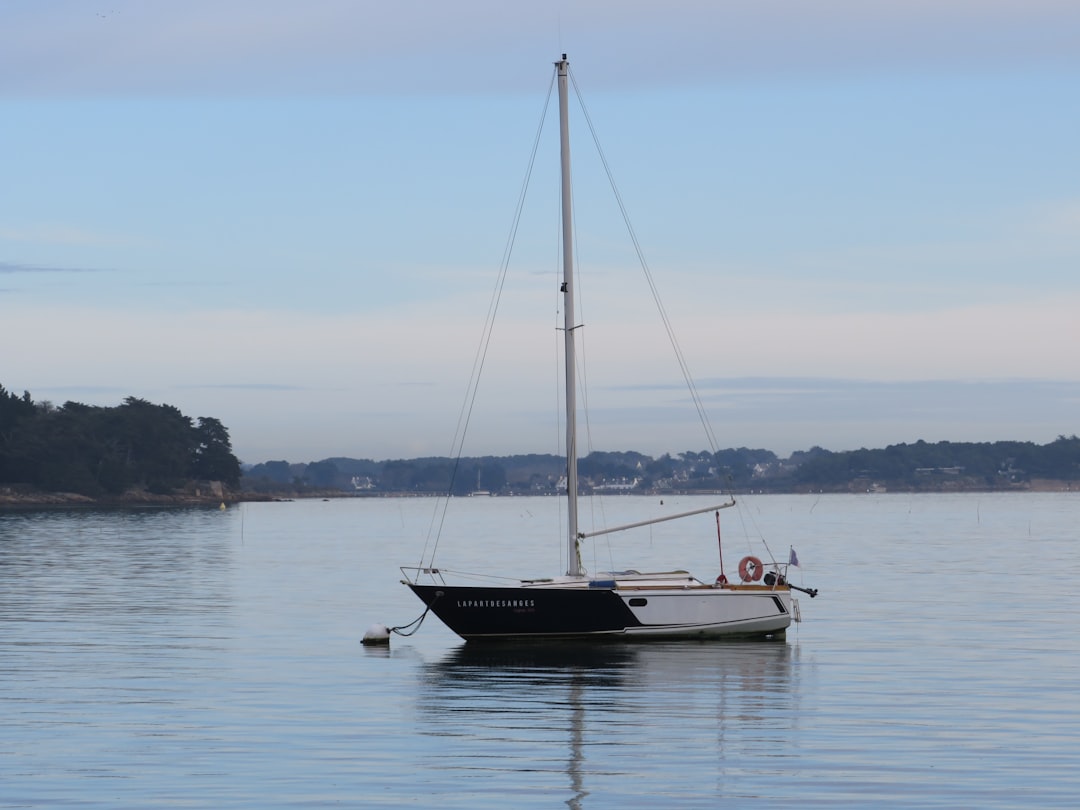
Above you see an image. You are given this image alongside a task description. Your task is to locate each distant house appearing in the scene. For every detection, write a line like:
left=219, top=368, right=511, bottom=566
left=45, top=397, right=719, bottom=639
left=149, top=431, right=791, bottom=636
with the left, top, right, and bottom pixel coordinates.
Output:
left=593, top=477, right=641, bottom=492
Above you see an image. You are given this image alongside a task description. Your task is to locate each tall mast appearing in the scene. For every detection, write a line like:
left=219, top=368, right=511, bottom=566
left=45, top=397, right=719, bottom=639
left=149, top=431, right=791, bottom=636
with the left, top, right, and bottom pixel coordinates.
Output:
left=556, top=54, right=581, bottom=577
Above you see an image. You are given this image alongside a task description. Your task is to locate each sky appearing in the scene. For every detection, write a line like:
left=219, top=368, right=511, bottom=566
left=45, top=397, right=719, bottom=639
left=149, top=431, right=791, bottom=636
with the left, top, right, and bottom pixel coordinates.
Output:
left=2, top=1, right=1078, bottom=465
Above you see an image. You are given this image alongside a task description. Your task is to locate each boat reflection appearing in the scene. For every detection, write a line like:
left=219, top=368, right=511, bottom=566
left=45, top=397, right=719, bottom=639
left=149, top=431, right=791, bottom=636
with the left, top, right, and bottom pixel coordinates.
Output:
left=415, top=642, right=799, bottom=806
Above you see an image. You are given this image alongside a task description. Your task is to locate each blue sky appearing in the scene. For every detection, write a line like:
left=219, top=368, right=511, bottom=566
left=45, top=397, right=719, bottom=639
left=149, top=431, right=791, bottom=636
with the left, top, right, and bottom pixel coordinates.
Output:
left=2, top=1, right=1078, bottom=464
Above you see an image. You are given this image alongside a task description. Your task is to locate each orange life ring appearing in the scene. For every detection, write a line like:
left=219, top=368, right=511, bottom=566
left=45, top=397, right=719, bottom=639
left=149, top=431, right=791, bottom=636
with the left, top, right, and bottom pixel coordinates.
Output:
left=738, top=555, right=763, bottom=582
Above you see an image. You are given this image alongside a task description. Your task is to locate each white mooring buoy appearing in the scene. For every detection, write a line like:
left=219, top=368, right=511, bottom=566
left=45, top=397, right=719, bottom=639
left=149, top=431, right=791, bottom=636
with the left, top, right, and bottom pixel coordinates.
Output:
left=361, top=623, right=391, bottom=646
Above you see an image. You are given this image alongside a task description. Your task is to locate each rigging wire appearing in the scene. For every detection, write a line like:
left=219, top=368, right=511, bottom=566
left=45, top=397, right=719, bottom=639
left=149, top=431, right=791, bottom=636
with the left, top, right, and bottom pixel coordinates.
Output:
left=568, top=70, right=720, bottom=456
left=564, top=67, right=708, bottom=571
left=416, top=68, right=558, bottom=571
left=566, top=67, right=771, bottom=558
left=416, top=62, right=769, bottom=578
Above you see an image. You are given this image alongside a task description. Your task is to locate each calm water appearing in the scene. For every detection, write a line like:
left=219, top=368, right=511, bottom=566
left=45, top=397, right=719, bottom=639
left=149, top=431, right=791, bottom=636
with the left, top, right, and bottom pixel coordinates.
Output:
left=1, top=493, right=1077, bottom=808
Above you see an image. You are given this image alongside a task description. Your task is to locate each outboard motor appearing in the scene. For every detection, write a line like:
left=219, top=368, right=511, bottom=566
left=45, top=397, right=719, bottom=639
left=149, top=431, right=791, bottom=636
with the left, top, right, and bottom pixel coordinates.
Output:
left=766, top=569, right=818, bottom=598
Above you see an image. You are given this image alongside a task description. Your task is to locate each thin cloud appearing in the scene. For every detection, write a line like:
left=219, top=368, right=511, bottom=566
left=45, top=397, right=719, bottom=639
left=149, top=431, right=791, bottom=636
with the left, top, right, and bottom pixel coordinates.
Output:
left=583, top=377, right=1080, bottom=455
left=0, top=261, right=104, bottom=274
left=26, top=385, right=129, bottom=400
left=3, top=1, right=1080, bottom=97
left=0, top=224, right=131, bottom=247
left=181, top=383, right=306, bottom=392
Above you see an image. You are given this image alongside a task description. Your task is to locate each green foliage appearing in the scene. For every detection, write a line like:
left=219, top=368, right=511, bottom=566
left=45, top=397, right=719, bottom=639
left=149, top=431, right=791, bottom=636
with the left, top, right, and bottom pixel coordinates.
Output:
left=242, top=460, right=301, bottom=492
left=0, top=385, right=242, bottom=496
left=238, top=437, right=1079, bottom=496
left=0, top=386, right=37, bottom=481
left=792, top=437, right=1080, bottom=488
left=190, top=417, right=241, bottom=487
left=712, top=447, right=779, bottom=486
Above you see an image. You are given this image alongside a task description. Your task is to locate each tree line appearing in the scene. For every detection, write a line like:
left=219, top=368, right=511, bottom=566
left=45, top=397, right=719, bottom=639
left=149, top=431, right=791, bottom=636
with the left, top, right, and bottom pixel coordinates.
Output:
left=242, top=436, right=1080, bottom=495
left=5, top=377, right=1074, bottom=497
left=0, top=385, right=241, bottom=497
left=788, top=436, right=1080, bottom=489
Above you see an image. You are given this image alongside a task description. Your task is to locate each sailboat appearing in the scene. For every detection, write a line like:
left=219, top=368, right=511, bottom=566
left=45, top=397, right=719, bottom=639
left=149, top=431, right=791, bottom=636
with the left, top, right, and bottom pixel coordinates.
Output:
left=400, top=55, right=817, bottom=642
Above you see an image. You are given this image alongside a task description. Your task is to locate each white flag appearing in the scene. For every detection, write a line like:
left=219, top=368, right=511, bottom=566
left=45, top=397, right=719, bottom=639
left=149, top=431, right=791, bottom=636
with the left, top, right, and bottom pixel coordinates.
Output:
left=788, top=547, right=800, bottom=567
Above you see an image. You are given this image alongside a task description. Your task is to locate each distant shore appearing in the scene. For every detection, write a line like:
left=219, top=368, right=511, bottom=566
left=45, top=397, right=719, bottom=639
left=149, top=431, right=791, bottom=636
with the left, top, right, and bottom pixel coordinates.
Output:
left=799, top=478, right=1076, bottom=494
left=2, top=480, right=1074, bottom=509
left=0, top=485, right=277, bottom=509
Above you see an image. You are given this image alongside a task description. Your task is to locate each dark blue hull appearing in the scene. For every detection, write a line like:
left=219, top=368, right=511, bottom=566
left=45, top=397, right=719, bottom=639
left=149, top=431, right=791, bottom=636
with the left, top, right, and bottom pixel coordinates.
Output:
left=407, top=583, right=642, bottom=640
